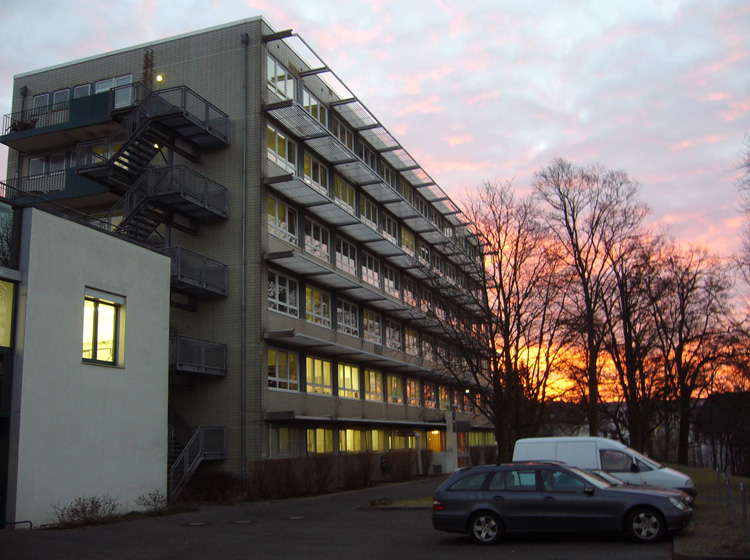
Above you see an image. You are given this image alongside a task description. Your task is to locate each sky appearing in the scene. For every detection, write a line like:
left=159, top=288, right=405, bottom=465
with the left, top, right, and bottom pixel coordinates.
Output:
left=1, top=0, right=748, bottom=254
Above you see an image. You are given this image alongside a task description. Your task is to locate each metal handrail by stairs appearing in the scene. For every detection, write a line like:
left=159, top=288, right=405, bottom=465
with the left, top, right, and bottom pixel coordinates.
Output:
left=168, top=425, right=226, bottom=498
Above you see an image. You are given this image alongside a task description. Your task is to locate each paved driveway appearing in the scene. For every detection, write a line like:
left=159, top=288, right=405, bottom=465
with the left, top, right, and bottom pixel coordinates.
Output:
left=1, top=477, right=672, bottom=560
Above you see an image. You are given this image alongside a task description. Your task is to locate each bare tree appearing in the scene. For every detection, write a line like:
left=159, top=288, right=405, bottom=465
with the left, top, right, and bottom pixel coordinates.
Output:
left=426, top=180, right=568, bottom=461
left=647, top=242, right=732, bottom=465
left=533, top=158, right=647, bottom=436
left=600, top=232, right=663, bottom=452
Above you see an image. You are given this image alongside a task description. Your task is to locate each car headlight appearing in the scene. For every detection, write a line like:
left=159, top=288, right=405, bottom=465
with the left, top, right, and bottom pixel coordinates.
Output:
left=685, top=478, right=694, bottom=488
left=670, top=497, right=688, bottom=511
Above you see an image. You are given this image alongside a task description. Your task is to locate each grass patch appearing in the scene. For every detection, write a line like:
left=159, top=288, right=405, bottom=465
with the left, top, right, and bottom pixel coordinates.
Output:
left=668, top=464, right=750, bottom=557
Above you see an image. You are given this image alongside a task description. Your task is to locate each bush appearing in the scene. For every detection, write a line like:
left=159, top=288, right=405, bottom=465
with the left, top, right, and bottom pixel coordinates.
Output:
left=387, top=450, right=416, bottom=482
left=51, top=494, right=121, bottom=528
left=180, top=469, right=249, bottom=503
left=135, top=489, right=167, bottom=513
left=339, top=452, right=378, bottom=490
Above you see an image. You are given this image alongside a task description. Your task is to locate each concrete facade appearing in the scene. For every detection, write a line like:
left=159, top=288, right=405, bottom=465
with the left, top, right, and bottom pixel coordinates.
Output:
left=5, top=208, right=171, bottom=526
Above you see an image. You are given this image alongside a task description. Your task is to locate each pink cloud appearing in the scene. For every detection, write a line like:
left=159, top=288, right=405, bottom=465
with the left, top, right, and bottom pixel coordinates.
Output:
left=719, top=99, right=750, bottom=122
left=396, top=95, right=442, bottom=116
left=466, top=91, right=500, bottom=106
left=403, top=64, right=455, bottom=95
left=446, top=134, right=473, bottom=146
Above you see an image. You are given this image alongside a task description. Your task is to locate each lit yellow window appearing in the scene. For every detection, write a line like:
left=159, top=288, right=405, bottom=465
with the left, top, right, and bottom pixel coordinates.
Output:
left=82, top=290, right=124, bottom=364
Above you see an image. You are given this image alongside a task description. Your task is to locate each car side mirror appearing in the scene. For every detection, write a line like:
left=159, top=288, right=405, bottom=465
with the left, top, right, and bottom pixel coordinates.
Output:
left=630, top=463, right=639, bottom=473
left=584, top=485, right=595, bottom=496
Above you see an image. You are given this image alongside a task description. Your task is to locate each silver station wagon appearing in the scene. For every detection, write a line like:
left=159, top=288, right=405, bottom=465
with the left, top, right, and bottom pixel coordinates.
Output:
left=432, top=461, right=692, bottom=545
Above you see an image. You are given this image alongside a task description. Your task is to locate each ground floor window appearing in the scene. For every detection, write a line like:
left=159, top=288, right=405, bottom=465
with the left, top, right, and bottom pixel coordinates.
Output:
left=307, top=428, right=334, bottom=454
left=270, top=426, right=304, bottom=457
left=427, top=430, right=446, bottom=452
left=339, top=428, right=365, bottom=452
left=83, top=288, right=124, bottom=365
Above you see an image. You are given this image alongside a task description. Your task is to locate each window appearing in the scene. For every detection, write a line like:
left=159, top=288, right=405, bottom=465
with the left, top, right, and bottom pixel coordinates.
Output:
left=360, top=145, right=377, bottom=171
left=385, top=319, right=402, bottom=351
left=267, top=55, right=295, bottom=100
left=303, top=152, right=328, bottom=195
left=491, top=469, right=537, bottom=492
left=82, top=289, right=124, bottom=365
left=334, top=176, right=356, bottom=214
left=383, top=266, right=400, bottom=298
left=28, top=157, right=46, bottom=178
left=337, top=299, right=359, bottom=337
left=333, top=118, right=354, bottom=151
left=95, top=78, right=114, bottom=94
left=418, top=240, right=430, bottom=264
left=49, top=154, right=65, bottom=176
left=306, top=356, right=332, bottom=395
left=304, top=218, right=330, bottom=262
left=268, top=271, right=298, bottom=317
left=382, top=213, right=398, bottom=244
left=270, top=426, right=303, bottom=457
left=541, top=470, right=586, bottom=493
left=339, top=428, right=364, bottom=452
left=112, top=75, right=133, bottom=108
left=364, top=369, right=383, bottom=401
left=403, top=277, right=417, bottom=307
left=74, top=84, right=91, bottom=98
left=335, top=238, right=357, bottom=276
left=422, top=335, right=435, bottom=362
left=302, top=89, right=327, bottom=125
left=401, top=226, right=415, bottom=255
left=52, top=89, right=69, bottom=109
left=267, top=124, right=297, bottom=173
left=361, top=253, right=380, bottom=288
left=438, top=386, right=451, bottom=410
left=32, top=93, right=49, bottom=115
left=267, top=197, right=297, bottom=243
left=382, top=166, right=397, bottom=189
left=427, top=430, right=446, bottom=452
left=449, top=473, right=489, bottom=491
left=360, top=196, right=378, bottom=231
left=338, top=363, right=360, bottom=399
left=268, top=348, right=299, bottom=391
left=363, top=309, right=382, bottom=344
left=387, top=374, right=404, bottom=404
left=406, top=378, right=421, bottom=406
left=416, top=196, right=430, bottom=218
left=423, top=382, right=437, bottom=408
left=600, top=450, right=635, bottom=473
left=367, top=429, right=388, bottom=451
left=399, top=179, right=414, bottom=205
left=307, top=428, right=333, bottom=453
left=306, top=286, right=331, bottom=327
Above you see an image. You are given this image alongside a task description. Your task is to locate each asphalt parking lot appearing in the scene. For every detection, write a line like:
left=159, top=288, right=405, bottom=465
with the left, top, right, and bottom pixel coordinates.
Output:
left=1, top=476, right=674, bottom=560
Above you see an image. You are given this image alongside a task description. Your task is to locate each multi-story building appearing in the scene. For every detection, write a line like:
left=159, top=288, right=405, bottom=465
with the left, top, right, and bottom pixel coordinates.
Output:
left=0, top=16, right=492, bottom=525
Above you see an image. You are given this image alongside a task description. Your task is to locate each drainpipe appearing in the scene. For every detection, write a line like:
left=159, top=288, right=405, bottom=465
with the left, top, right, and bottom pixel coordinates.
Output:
left=240, top=32, right=249, bottom=478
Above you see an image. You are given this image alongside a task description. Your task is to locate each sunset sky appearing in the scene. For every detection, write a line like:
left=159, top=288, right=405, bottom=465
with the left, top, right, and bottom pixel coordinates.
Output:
left=1, top=0, right=748, bottom=253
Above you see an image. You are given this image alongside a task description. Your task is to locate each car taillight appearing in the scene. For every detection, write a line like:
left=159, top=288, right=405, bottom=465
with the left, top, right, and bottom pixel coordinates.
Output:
left=433, top=500, right=445, bottom=511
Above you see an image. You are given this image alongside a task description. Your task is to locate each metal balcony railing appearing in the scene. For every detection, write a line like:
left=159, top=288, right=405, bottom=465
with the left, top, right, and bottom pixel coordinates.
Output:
left=169, top=334, right=227, bottom=376
left=165, top=246, right=228, bottom=297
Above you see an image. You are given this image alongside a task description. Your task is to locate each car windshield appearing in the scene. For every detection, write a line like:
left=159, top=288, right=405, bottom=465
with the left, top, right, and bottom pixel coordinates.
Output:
left=589, top=469, right=625, bottom=485
left=568, top=466, right=611, bottom=489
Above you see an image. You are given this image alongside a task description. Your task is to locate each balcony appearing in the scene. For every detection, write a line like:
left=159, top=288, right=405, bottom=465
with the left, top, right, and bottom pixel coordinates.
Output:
left=0, top=85, right=145, bottom=153
left=2, top=168, right=110, bottom=203
left=165, top=246, right=228, bottom=297
left=169, top=334, right=227, bottom=376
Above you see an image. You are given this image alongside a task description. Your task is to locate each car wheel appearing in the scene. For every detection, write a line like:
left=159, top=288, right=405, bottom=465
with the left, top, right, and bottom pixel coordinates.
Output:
left=627, top=507, right=666, bottom=543
left=469, top=511, right=504, bottom=545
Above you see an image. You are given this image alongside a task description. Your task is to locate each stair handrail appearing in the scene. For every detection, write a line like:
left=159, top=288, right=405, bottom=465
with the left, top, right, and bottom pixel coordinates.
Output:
left=168, top=425, right=226, bottom=498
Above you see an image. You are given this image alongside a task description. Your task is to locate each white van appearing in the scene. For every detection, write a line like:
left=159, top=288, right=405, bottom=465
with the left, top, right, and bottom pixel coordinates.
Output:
left=512, top=436, right=696, bottom=497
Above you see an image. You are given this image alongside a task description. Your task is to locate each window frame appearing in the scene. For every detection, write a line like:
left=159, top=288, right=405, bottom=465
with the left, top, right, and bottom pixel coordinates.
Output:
left=267, top=55, right=296, bottom=100
left=82, top=289, right=124, bottom=366
left=267, top=124, right=297, bottom=174
left=304, top=217, right=330, bottom=262
left=364, top=369, right=384, bottom=401
left=268, top=271, right=299, bottom=317
left=338, top=363, right=360, bottom=399
left=267, top=196, right=298, bottom=243
left=363, top=309, right=382, bottom=345
left=335, top=237, right=358, bottom=276
left=306, top=285, right=332, bottom=328
left=306, top=356, right=333, bottom=395
left=267, top=348, right=299, bottom=391
left=336, top=299, right=359, bottom=337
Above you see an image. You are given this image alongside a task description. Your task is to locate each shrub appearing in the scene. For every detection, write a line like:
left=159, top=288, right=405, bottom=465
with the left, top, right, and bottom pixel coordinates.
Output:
left=51, top=494, right=121, bottom=528
left=180, top=469, right=248, bottom=503
left=135, top=489, right=167, bottom=513
left=387, top=450, right=415, bottom=482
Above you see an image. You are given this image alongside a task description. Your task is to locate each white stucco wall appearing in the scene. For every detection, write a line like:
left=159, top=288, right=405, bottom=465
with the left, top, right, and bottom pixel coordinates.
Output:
left=6, top=209, right=171, bottom=527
